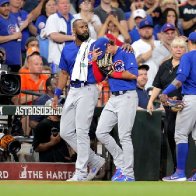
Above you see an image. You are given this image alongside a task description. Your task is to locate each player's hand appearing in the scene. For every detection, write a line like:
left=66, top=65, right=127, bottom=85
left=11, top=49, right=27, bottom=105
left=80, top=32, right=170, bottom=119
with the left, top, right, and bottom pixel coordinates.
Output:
left=52, top=96, right=58, bottom=109
left=92, top=48, right=102, bottom=61
left=159, top=94, right=168, bottom=105
left=121, top=43, right=133, bottom=53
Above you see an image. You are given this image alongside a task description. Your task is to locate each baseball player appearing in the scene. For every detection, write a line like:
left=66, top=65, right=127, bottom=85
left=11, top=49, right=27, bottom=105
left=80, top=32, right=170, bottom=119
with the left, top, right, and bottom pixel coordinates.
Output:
left=93, top=37, right=138, bottom=182
left=160, top=32, right=196, bottom=182
left=52, top=19, right=105, bottom=181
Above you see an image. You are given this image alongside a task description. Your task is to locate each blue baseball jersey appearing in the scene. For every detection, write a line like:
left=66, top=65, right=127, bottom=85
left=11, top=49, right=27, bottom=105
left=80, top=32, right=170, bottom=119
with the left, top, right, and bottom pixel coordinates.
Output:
left=177, top=50, right=196, bottom=95
left=0, top=13, right=21, bottom=66
left=12, top=10, right=30, bottom=52
left=59, top=41, right=97, bottom=84
left=108, top=47, right=138, bottom=92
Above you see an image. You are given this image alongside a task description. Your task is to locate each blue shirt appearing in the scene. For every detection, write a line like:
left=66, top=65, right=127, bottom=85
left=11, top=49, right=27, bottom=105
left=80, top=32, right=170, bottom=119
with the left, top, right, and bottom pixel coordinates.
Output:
left=136, top=86, right=149, bottom=109
left=108, top=47, right=138, bottom=92
left=12, top=10, right=30, bottom=52
left=177, top=50, right=196, bottom=95
left=129, top=27, right=140, bottom=44
left=0, top=13, right=21, bottom=66
left=59, top=41, right=97, bottom=84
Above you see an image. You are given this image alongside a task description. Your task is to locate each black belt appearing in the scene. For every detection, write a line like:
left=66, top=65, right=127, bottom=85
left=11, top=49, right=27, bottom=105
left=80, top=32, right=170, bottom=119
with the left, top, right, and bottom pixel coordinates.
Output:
left=70, top=81, right=88, bottom=88
left=112, top=90, right=127, bottom=96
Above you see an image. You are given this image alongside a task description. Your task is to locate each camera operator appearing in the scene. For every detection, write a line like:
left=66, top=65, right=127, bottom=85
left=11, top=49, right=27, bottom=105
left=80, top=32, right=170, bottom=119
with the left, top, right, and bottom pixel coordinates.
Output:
left=32, top=113, right=76, bottom=162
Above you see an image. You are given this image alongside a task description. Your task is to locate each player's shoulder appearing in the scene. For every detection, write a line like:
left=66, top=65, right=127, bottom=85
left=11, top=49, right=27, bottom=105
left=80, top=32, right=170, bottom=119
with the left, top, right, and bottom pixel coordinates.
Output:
left=182, top=50, right=196, bottom=58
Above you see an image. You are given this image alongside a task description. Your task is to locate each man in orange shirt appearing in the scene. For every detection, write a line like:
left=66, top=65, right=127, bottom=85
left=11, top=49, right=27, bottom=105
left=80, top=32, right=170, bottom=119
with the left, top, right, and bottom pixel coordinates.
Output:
left=17, top=47, right=48, bottom=105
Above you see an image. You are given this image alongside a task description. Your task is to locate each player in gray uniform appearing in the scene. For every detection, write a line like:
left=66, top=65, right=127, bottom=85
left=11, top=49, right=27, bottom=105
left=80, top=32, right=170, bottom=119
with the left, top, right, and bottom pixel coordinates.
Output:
left=92, top=37, right=138, bottom=182
left=52, top=19, right=105, bottom=181
left=160, top=32, right=196, bottom=182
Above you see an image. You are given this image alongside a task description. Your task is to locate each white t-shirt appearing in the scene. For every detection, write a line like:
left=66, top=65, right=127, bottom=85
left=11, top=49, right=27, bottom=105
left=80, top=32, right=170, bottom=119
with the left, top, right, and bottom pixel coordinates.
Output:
left=73, top=13, right=101, bottom=40
left=45, top=13, right=75, bottom=66
left=132, top=39, right=170, bottom=89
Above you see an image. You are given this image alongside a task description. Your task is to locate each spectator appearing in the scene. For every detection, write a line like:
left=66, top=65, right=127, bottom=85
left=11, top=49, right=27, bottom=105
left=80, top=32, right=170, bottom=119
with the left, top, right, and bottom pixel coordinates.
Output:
left=147, top=36, right=187, bottom=170
left=20, top=36, right=49, bottom=72
left=98, top=11, right=130, bottom=45
left=159, top=23, right=178, bottom=52
left=128, top=8, right=147, bottom=43
left=29, top=76, right=58, bottom=129
left=136, top=64, right=149, bottom=109
left=33, top=113, right=77, bottom=162
left=179, top=0, right=196, bottom=37
left=132, top=17, right=171, bottom=89
left=17, top=47, right=47, bottom=105
left=160, top=0, right=179, bottom=14
left=94, top=0, right=128, bottom=33
left=10, top=0, right=37, bottom=59
left=143, top=0, right=162, bottom=26
left=35, top=0, right=57, bottom=60
left=154, top=8, right=183, bottom=39
left=127, top=0, right=145, bottom=30
left=0, top=0, right=22, bottom=72
left=74, top=0, right=101, bottom=40
left=45, top=0, right=75, bottom=73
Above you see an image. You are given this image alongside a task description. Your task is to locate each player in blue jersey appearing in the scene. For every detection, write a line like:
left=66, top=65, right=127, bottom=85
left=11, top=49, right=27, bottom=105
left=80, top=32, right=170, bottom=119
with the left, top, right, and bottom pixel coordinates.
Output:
left=52, top=19, right=105, bottom=181
left=160, top=32, right=196, bottom=182
left=92, top=37, right=138, bottom=182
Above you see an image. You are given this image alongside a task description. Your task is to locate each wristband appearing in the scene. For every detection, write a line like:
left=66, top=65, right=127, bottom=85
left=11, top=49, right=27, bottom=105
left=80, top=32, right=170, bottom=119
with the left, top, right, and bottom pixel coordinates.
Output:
left=162, top=84, right=177, bottom=95
left=54, top=88, right=62, bottom=98
left=110, top=71, right=123, bottom=79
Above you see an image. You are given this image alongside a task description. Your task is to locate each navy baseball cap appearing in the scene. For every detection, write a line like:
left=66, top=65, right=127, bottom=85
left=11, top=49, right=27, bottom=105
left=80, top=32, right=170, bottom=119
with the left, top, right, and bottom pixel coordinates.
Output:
left=91, top=37, right=110, bottom=60
left=139, top=18, right=153, bottom=29
left=188, top=32, right=196, bottom=42
left=161, top=23, right=175, bottom=32
left=138, top=64, right=149, bottom=71
left=0, top=0, right=9, bottom=6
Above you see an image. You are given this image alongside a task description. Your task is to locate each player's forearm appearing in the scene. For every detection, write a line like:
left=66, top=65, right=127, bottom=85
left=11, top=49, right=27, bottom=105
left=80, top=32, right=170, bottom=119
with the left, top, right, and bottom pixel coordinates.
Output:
left=110, top=70, right=137, bottom=80
left=57, top=70, right=69, bottom=90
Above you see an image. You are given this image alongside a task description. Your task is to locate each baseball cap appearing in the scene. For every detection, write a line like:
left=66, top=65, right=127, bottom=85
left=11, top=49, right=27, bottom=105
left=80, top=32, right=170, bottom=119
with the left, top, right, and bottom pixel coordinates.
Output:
left=188, top=32, right=196, bottom=42
left=91, top=37, right=110, bottom=60
left=0, top=0, right=9, bottom=6
left=139, top=17, right=153, bottom=29
left=26, top=47, right=40, bottom=58
left=138, top=64, right=149, bottom=71
left=161, top=23, right=176, bottom=32
left=132, top=9, right=146, bottom=19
